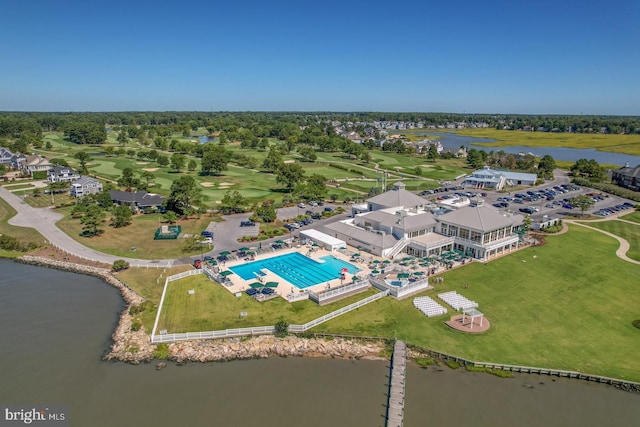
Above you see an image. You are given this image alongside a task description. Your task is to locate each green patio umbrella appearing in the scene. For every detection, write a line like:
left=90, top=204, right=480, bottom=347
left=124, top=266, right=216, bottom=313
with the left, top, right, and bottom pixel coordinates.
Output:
left=383, top=260, right=391, bottom=264
left=245, top=251, right=255, bottom=255
left=371, top=270, right=380, bottom=274
left=275, top=240, right=285, bottom=244
left=372, top=260, right=380, bottom=264
left=249, top=282, right=263, bottom=289
left=397, top=273, right=410, bottom=279
left=239, top=247, right=250, bottom=251
left=352, top=253, right=361, bottom=257
left=264, top=282, right=279, bottom=288
left=219, top=251, right=231, bottom=256
left=220, top=270, right=234, bottom=276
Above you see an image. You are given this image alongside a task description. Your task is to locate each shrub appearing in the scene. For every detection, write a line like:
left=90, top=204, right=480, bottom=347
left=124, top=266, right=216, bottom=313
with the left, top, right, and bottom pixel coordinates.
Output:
left=153, top=343, right=170, bottom=359
left=274, top=320, right=289, bottom=337
left=632, top=319, right=640, bottom=329
left=414, top=357, right=436, bottom=367
left=445, top=359, right=461, bottom=369
left=130, top=321, right=141, bottom=332
left=112, top=260, right=130, bottom=271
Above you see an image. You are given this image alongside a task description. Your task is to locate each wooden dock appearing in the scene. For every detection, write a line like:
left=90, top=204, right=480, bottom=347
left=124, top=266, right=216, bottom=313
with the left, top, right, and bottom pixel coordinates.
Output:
left=386, top=340, right=406, bottom=427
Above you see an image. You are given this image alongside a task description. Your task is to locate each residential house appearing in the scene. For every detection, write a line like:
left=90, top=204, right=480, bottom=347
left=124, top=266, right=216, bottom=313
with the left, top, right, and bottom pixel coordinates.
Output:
left=47, top=166, right=80, bottom=183
left=70, top=176, right=103, bottom=197
left=19, top=155, right=52, bottom=177
left=109, top=190, right=166, bottom=212
left=611, top=163, right=640, bottom=191
left=0, top=147, right=14, bottom=165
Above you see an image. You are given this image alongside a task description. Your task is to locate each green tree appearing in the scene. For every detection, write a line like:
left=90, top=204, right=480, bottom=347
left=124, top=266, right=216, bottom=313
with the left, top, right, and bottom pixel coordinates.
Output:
left=188, top=159, right=197, bottom=172
left=74, top=151, right=90, bottom=174
left=80, top=205, right=105, bottom=236
left=117, top=167, right=139, bottom=191
left=427, top=144, right=439, bottom=162
left=111, top=205, right=132, bottom=228
left=297, top=145, right=317, bottom=162
left=537, top=155, right=556, bottom=178
left=45, top=140, right=52, bottom=150
left=262, top=146, right=283, bottom=172
left=255, top=204, right=277, bottom=222
left=201, top=146, right=229, bottom=175
left=104, top=146, right=114, bottom=156
left=220, top=190, right=247, bottom=214
left=0, top=164, right=6, bottom=177
left=570, top=194, right=595, bottom=215
left=276, top=163, right=305, bottom=191
left=170, top=153, right=186, bottom=172
left=466, top=148, right=484, bottom=169
left=167, top=175, right=202, bottom=216
left=163, top=210, right=178, bottom=224
left=157, top=154, right=169, bottom=167
left=117, top=130, right=128, bottom=146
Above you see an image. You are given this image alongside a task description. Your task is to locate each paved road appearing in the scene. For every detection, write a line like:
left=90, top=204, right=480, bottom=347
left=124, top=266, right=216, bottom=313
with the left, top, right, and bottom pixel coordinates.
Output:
left=0, top=185, right=348, bottom=267
left=0, top=186, right=177, bottom=267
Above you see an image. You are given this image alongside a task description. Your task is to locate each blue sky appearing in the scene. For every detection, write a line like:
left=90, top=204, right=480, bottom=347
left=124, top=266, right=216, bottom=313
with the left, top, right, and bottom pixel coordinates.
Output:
left=1, top=0, right=638, bottom=114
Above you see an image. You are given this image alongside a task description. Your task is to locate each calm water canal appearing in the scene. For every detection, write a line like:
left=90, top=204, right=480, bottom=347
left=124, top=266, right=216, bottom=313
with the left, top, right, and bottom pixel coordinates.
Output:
left=407, top=131, right=640, bottom=166
left=1, top=259, right=638, bottom=426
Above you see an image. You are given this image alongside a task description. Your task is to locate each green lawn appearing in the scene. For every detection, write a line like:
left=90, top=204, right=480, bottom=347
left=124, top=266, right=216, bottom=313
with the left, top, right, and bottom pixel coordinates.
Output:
left=621, top=211, right=640, bottom=224
left=457, top=128, right=640, bottom=156
left=157, top=275, right=378, bottom=333
left=310, top=225, right=640, bottom=381
left=0, top=196, right=46, bottom=250
left=55, top=211, right=215, bottom=259
left=585, top=219, right=640, bottom=261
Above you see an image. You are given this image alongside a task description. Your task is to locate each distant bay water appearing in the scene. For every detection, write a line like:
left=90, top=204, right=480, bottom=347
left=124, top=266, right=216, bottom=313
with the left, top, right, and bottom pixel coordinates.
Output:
left=408, top=131, right=640, bottom=166
left=1, top=259, right=639, bottom=427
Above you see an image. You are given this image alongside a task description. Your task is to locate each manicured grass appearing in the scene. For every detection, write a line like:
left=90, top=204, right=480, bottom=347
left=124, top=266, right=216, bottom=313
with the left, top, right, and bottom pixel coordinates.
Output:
left=457, top=128, right=640, bottom=156
left=0, top=196, right=45, bottom=247
left=585, top=219, right=640, bottom=261
left=157, top=275, right=378, bottom=333
left=2, top=183, right=35, bottom=190
left=55, top=212, right=216, bottom=259
left=115, top=265, right=194, bottom=330
left=311, top=225, right=640, bottom=381
left=23, top=193, right=75, bottom=208
left=621, top=211, right=640, bottom=224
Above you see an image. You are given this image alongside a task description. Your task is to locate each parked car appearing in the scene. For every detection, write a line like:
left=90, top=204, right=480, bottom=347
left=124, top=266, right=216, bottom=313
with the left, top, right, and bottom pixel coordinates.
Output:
left=193, top=260, right=202, bottom=269
left=324, top=207, right=334, bottom=212
left=309, top=201, right=318, bottom=206
left=201, top=230, right=213, bottom=238
left=297, top=203, right=306, bottom=208
left=240, top=220, right=255, bottom=227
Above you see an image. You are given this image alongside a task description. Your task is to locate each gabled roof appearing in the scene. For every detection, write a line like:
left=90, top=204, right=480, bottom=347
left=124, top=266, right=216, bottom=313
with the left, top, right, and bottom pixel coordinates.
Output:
left=48, top=166, right=76, bottom=175
left=366, top=187, right=426, bottom=209
left=439, top=206, right=521, bottom=232
left=109, top=190, right=166, bottom=206
left=74, top=176, right=100, bottom=185
left=614, top=165, right=640, bottom=178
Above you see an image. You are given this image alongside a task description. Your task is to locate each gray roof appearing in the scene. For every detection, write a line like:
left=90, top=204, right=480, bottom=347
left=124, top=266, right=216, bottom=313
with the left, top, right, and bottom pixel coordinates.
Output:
left=109, top=190, right=166, bottom=206
left=439, top=206, right=520, bottom=232
left=323, top=221, right=399, bottom=247
left=75, top=176, right=99, bottom=185
left=614, top=165, right=640, bottom=178
left=366, top=188, right=426, bottom=209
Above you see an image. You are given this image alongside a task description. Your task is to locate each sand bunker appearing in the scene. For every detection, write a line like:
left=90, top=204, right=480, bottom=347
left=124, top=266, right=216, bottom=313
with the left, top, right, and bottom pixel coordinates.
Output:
left=136, top=162, right=148, bottom=165
left=200, top=182, right=215, bottom=187
left=283, top=159, right=295, bottom=164
left=142, top=168, right=159, bottom=172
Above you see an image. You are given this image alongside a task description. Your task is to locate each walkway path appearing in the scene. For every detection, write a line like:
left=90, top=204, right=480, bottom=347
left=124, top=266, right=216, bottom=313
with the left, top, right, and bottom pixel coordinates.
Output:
left=386, top=340, right=406, bottom=427
left=565, top=219, right=640, bottom=266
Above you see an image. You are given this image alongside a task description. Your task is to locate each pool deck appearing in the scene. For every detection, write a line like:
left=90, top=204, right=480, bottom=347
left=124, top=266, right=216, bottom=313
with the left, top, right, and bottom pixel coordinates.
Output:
left=213, top=246, right=375, bottom=299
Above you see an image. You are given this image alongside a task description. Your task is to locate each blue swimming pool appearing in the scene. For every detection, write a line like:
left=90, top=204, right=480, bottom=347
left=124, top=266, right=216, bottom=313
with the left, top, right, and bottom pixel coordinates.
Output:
left=229, top=252, right=360, bottom=289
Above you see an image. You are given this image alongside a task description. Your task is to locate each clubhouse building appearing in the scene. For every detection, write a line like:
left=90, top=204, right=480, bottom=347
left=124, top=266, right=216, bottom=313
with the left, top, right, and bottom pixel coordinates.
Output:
left=324, top=182, right=524, bottom=260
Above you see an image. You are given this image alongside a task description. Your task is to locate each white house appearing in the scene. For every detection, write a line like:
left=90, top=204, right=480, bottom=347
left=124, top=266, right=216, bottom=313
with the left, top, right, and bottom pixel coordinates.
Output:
left=70, top=176, right=103, bottom=197
left=464, top=166, right=537, bottom=190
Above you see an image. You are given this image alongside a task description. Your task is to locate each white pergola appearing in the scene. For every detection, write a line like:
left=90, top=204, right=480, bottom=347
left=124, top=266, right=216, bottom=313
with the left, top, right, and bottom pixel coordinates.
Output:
left=300, top=229, right=346, bottom=252
left=461, top=308, right=484, bottom=329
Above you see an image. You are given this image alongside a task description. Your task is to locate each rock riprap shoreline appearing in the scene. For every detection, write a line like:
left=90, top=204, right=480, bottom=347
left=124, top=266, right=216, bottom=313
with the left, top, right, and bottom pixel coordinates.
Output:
left=17, top=256, right=386, bottom=365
